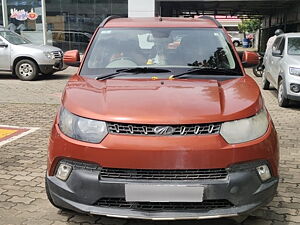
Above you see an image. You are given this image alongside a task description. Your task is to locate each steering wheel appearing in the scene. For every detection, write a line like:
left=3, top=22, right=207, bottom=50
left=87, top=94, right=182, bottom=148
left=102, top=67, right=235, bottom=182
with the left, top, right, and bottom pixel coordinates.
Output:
left=106, top=57, right=138, bottom=68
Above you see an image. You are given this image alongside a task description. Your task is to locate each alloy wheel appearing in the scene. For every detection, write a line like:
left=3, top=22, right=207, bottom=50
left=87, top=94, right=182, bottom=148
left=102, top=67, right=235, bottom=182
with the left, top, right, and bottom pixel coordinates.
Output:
left=19, top=63, right=34, bottom=77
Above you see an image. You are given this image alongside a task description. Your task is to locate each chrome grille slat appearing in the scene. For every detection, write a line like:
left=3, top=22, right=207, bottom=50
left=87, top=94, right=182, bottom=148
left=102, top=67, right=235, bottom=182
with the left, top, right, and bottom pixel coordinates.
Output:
left=107, top=122, right=221, bottom=136
left=94, top=198, right=234, bottom=211
left=100, top=168, right=228, bottom=180
left=52, top=51, right=63, bottom=59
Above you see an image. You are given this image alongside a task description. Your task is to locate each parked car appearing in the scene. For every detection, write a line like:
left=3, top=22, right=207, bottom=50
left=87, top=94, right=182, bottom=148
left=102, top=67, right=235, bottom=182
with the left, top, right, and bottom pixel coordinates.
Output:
left=46, top=16, right=279, bottom=222
left=229, top=34, right=242, bottom=47
left=263, top=33, right=300, bottom=107
left=0, top=29, right=64, bottom=81
left=51, top=31, right=92, bottom=53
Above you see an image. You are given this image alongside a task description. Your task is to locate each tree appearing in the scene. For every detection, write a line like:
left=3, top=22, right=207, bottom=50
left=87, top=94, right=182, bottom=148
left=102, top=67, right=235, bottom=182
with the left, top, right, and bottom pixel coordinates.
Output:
left=238, top=19, right=261, bottom=38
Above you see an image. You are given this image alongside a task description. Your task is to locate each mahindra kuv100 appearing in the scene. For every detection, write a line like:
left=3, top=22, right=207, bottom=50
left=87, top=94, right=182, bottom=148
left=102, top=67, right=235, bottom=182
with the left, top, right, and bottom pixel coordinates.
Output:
left=46, top=17, right=279, bottom=221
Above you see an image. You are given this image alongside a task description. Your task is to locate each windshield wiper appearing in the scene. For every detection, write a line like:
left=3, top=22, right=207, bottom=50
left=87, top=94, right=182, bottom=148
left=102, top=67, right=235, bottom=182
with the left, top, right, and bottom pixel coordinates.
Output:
left=170, top=67, right=242, bottom=79
left=95, top=67, right=171, bottom=80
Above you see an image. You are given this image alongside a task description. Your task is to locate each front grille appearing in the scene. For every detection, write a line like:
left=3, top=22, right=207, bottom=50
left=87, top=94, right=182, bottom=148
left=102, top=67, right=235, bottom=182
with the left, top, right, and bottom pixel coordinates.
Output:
left=100, top=168, right=228, bottom=180
left=94, top=198, right=234, bottom=211
left=107, top=122, right=221, bottom=136
left=52, top=51, right=63, bottom=59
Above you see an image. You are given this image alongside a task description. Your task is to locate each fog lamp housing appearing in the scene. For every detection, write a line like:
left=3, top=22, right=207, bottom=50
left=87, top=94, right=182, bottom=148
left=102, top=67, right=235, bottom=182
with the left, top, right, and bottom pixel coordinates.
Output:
left=290, top=83, right=300, bottom=93
left=256, top=165, right=271, bottom=182
left=56, top=163, right=72, bottom=181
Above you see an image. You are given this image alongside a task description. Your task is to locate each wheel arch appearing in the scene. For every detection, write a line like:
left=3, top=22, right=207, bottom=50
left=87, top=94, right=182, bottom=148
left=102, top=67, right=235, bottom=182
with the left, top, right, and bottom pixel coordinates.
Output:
left=12, top=56, right=40, bottom=73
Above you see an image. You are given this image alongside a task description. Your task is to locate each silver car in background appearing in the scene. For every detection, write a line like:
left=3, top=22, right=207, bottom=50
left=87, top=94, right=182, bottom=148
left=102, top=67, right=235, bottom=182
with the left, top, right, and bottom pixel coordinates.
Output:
left=0, top=30, right=64, bottom=81
left=262, top=33, right=300, bottom=107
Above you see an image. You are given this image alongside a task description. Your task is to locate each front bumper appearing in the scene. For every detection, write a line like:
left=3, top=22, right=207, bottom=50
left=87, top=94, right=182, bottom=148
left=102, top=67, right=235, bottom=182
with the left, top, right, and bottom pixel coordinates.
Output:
left=39, top=60, right=65, bottom=74
left=46, top=160, right=278, bottom=220
left=286, top=74, right=300, bottom=101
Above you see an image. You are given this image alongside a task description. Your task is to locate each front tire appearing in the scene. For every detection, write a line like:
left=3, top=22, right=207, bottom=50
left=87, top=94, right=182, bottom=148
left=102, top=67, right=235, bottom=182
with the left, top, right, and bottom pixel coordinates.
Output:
left=233, top=41, right=240, bottom=47
left=262, top=72, right=270, bottom=90
left=15, top=59, right=39, bottom=81
left=278, top=79, right=289, bottom=107
left=253, top=66, right=263, bottom=77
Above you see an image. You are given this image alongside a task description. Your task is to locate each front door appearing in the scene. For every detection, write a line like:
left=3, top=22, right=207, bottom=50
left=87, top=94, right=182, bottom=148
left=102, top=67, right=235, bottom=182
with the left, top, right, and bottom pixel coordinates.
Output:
left=0, top=37, right=11, bottom=70
left=270, top=37, right=285, bottom=87
left=268, top=37, right=282, bottom=85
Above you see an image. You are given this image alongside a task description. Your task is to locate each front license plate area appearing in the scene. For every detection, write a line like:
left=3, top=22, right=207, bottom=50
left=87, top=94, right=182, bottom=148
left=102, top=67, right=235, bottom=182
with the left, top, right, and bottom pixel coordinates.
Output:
left=125, top=184, right=204, bottom=202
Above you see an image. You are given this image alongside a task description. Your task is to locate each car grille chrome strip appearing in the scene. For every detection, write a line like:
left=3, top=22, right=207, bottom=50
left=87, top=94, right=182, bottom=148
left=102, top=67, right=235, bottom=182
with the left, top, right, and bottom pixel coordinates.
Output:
left=106, top=122, right=221, bottom=136
left=100, top=168, right=228, bottom=180
left=52, top=51, right=63, bottom=59
left=94, top=198, right=234, bottom=211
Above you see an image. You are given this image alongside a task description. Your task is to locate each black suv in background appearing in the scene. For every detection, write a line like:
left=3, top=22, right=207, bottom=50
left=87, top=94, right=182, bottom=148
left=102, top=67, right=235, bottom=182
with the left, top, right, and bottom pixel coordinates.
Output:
left=51, top=31, right=92, bottom=53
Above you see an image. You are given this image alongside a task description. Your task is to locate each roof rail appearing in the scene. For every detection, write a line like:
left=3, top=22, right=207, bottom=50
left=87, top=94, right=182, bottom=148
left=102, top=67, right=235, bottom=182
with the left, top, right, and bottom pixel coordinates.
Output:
left=99, top=15, right=121, bottom=28
left=199, top=16, right=223, bottom=28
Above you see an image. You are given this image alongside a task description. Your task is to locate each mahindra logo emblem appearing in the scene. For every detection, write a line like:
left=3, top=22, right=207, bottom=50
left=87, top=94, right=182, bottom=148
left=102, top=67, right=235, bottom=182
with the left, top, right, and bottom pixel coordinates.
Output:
left=153, top=126, right=174, bottom=135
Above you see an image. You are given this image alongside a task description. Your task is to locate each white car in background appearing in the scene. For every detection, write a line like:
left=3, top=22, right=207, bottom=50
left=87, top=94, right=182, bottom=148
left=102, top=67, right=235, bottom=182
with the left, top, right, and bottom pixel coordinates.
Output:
left=262, top=33, right=300, bottom=107
left=0, top=29, right=64, bottom=81
left=229, top=34, right=241, bottom=47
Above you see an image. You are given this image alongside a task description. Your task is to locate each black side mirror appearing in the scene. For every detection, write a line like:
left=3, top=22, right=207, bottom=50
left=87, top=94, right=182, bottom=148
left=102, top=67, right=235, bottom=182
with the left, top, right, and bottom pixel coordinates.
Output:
left=272, top=49, right=282, bottom=57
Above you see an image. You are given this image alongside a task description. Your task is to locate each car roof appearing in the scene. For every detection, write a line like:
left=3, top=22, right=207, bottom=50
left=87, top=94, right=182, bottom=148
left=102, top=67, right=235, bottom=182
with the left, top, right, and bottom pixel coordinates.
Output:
left=279, top=33, right=300, bottom=38
left=104, top=17, right=220, bottom=28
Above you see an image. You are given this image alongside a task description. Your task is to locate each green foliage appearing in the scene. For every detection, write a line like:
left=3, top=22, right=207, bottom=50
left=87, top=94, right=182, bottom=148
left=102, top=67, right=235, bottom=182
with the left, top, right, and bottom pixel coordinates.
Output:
left=238, top=19, right=261, bottom=33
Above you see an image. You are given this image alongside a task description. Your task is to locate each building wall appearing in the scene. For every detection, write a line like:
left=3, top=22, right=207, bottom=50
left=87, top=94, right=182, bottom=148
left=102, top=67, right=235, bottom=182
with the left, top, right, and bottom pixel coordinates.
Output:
left=128, top=0, right=155, bottom=17
left=260, top=2, right=300, bottom=51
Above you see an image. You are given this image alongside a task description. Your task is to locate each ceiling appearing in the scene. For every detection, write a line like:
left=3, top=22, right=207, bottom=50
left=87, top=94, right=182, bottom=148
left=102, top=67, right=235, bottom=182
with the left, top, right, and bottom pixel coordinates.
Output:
left=157, top=0, right=298, bottom=18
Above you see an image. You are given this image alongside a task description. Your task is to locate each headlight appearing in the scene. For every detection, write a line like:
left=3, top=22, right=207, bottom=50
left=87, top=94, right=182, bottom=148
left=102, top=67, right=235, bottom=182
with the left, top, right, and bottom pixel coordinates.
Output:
left=44, top=51, right=55, bottom=60
left=59, top=107, right=108, bottom=143
left=220, top=108, right=269, bottom=144
left=289, top=67, right=300, bottom=76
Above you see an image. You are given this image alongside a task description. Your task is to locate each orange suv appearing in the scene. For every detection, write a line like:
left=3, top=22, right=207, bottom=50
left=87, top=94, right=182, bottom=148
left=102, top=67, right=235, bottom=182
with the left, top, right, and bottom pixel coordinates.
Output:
left=46, top=16, right=279, bottom=221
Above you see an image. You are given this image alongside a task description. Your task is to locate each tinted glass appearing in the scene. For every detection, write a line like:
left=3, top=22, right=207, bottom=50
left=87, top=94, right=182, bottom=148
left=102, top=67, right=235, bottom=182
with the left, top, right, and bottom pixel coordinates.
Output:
left=81, top=28, right=241, bottom=76
left=288, top=37, right=300, bottom=55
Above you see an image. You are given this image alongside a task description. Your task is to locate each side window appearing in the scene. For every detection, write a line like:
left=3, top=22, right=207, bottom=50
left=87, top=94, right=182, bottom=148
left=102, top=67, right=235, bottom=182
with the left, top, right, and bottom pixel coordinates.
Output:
left=272, top=37, right=282, bottom=51
left=65, top=33, right=72, bottom=42
left=53, top=32, right=63, bottom=41
left=277, top=38, right=285, bottom=55
left=74, top=33, right=79, bottom=42
left=79, top=34, right=90, bottom=43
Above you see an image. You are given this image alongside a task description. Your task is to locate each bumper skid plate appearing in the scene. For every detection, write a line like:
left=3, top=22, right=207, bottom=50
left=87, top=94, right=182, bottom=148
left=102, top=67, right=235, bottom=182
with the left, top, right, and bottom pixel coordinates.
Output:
left=47, top=159, right=278, bottom=220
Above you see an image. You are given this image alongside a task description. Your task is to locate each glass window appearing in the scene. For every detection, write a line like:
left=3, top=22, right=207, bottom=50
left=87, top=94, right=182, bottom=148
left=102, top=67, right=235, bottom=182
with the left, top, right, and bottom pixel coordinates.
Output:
left=6, top=0, right=43, bottom=44
left=272, top=37, right=282, bottom=51
left=45, top=0, right=127, bottom=53
left=81, top=28, right=241, bottom=76
left=0, top=31, right=31, bottom=45
left=287, top=37, right=300, bottom=55
left=277, top=38, right=285, bottom=55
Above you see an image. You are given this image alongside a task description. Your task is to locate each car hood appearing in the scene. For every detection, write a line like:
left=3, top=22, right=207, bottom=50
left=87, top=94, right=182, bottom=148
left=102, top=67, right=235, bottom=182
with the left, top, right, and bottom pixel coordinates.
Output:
left=62, top=75, right=263, bottom=124
left=285, top=54, right=300, bottom=66
left=16, top=43, right=61, bottom=52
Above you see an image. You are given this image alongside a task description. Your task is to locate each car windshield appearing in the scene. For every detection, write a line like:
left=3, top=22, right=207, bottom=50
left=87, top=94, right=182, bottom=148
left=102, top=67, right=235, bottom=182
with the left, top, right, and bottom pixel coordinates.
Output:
left=288, top=37, right=300, bottom=55
left=80, top=28, right=242, bottom=77
left=0, top=31, right=31, bottom=45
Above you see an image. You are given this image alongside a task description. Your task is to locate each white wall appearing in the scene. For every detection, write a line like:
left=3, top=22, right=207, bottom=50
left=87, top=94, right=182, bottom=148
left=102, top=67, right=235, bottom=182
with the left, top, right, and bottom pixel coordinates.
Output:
left=128, top=0, right=155, bottom=17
